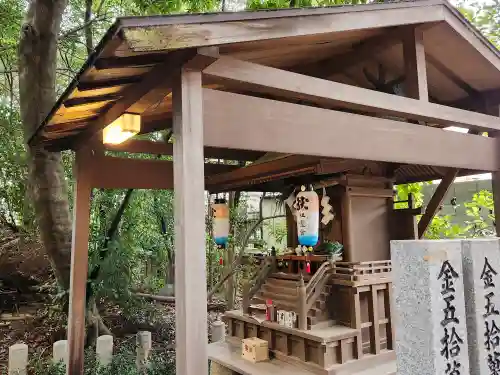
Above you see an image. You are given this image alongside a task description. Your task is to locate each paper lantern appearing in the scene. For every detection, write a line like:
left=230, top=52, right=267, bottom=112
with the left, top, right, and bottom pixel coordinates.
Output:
left=212, top=199, right=230, bottom=247
left=102, top=113, right=141, bottom=145
left=293, top=186, right=319, bottom=247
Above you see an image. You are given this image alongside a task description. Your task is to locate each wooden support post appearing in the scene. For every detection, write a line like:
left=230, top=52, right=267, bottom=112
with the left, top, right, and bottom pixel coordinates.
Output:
left=491, top=106, right=500, bottom=236
left=350, top=287, right=363, bottom=359
left=403, top=26, right=428, bottom=101
left=418, top=169, right=459, bottom=238
left=67, top=149, right=93, bottom=375
left=173, top=68, right=208, bottom=375
left=341, top=189, right=354, bottom=262
left=368, top=286, right=381, bottom=354
left=298, top=275, right=308, bottom=330
left=383, top=285, right=395, bottom=350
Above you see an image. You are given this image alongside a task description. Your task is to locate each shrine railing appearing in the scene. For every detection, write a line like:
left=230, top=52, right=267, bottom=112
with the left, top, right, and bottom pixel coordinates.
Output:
left=331, top=260, right=392, bottom=283
left=242, top=257, right=276, bottom=313
left=305, top=261, right=333, bottom=308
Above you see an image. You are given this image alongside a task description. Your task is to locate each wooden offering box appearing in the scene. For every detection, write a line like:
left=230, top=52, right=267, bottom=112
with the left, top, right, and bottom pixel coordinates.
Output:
left=242, top=337, right=269, bottom=363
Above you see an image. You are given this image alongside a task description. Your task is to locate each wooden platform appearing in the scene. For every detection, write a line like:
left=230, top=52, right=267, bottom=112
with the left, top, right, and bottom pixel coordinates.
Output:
left=208, top=341, right=315, bottom=375
left=225, top=310, right=359, bottom=343
left=208, top=341, right=397, bottom=375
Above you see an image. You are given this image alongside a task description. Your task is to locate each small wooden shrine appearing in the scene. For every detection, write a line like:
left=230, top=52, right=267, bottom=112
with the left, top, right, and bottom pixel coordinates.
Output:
left=214, top=175, right=396, bottom=375
left=28, top=1, right=500, bottom=374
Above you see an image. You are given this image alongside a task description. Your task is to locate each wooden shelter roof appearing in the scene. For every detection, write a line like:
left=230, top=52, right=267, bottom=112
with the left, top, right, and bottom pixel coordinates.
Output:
left=29, top=0, right=500, bottom=188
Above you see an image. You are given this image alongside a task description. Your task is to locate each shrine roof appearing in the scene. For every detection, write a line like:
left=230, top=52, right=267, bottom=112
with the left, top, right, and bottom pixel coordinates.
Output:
left=30, top=0, right=500, bottom=151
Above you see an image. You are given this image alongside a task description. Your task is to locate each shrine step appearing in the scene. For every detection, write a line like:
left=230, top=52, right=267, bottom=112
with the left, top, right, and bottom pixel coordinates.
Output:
left=262, top=282, right=297, bottom=296
left=256, top=290, right=298, bottom=304
left=251, top=297, right=297, bottom=311
left=309, top=319, right=336, bottom=330
left=266, top=277, right=299, bottom=288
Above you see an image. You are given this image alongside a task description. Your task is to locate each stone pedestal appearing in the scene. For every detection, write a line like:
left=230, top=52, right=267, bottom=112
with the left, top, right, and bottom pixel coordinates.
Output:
left=96, top=335, right=114, bottom=367
left=462, top=239, right=500, bottom=375
left=8, top=343, right=28, bottom=375
left=391, top=240, right=469, bottom=375
left=136, top=331, right=152, bottom=371
left=53, top=340, right=68, bottom=366
left=212, top=320, right=226, bottom=343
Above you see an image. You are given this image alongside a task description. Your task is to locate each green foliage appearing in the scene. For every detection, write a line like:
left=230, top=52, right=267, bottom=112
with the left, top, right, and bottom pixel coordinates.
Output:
left=30, top=345, right=175, bottom=375
left=457, top=0, right=500, bottom=47
left=425, top=214, right=466, bottom=239
left=246, top=0, right=369, bottom=9
left=463, top=189, right=495, bottom=237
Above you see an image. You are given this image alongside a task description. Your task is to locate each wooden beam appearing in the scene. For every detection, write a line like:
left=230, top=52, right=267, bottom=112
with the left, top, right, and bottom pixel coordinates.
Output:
left=104, top=139, right=264, bottom=161
left=202, top=89, right=499, bottom=171
left=77, top=76, right=143, bottom=91
left=206, top=155, right=321, bottom=190
left=172, top=68, right=208, bottom=375
left=67, top=149, right=93, bottom=375
left=95, top=53, right=170, bottom=70
left=63, top=93, right=120, bottom=108
left=202, top=58, right=500, bottom=132
left=121, top=2, right=444, bottom=52
left=403, top=26, right=428, bottom=100
left=73, top=50, right=196, bottom=149
left=417, top=169, right=459, bottom=238
left=87, top=155, right=239, bottom=189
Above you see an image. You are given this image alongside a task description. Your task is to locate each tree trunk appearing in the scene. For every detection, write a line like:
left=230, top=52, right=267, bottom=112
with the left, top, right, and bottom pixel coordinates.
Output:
left=84, top=0, right=93, bottom=56
left=18, top=0, right=71, bottom=289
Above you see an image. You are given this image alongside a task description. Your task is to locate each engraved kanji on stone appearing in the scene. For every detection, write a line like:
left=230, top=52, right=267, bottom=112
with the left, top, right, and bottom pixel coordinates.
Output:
left=441, top=294, right=460, bottom=327
left=438, top=260, right=459, bottom=295
left=484, top=292, right=500, bottom=318
left=481, top=257, right=498, bottom=289
left=487, top=351, right=500, bottom=375
left=441, top=326, right=463, bottom=359
left=485, top=320, right=500, bottom=351
left=445, top=360, right=461, bottom=375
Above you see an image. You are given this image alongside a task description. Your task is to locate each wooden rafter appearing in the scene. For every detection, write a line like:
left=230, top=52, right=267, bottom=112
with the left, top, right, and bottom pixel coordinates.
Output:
left=72, top=50, right=196, bottom=148
left=292, top=27, right=403, bottom=78
left=77, top=76, right=144, bottom=91
left=63, top=93, right=121, bottom=108
left=95, top=52, right=170, bottom=70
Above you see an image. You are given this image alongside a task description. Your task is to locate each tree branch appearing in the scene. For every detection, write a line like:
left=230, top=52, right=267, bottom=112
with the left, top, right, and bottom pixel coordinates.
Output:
left=58, top=14, right=108, bottom=41
left=207, top=214, right=285, bottom=300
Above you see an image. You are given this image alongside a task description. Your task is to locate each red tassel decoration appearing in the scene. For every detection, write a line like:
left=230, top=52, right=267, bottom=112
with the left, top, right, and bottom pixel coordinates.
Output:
left=219, top=257, right=223, bottom=265
left=306, top=261, right=311, bottom=274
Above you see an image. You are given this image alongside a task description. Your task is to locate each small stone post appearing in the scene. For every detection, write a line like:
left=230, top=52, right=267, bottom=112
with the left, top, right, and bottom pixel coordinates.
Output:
left=96, top=335, right=114, bottom=367
left=462, top=239, right=500, bottom=375
left=391, top=240, right=470, bottom=375
left=298, top=274, right=307, bottom=330
left=52, top=340, right=68, bottom=366
left=136, top=331, right=152, bottom=372
left=211, top=319, right=226, bottom=343
left=8, top=343, right=28, bottom=375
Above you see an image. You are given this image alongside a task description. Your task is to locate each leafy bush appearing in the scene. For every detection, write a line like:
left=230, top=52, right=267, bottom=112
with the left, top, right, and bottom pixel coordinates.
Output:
left=30, top=345, right=175, bottom=375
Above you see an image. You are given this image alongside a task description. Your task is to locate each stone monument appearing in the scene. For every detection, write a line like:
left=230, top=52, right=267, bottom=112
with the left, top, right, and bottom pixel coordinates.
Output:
left=462, top=238, right=500, bottom=375
left=391, top=240, right=469, bottom=375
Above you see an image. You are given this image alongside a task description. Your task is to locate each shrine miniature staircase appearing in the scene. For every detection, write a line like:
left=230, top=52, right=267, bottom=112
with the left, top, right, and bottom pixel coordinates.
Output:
left=251, top=274, right=332, bottom=329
